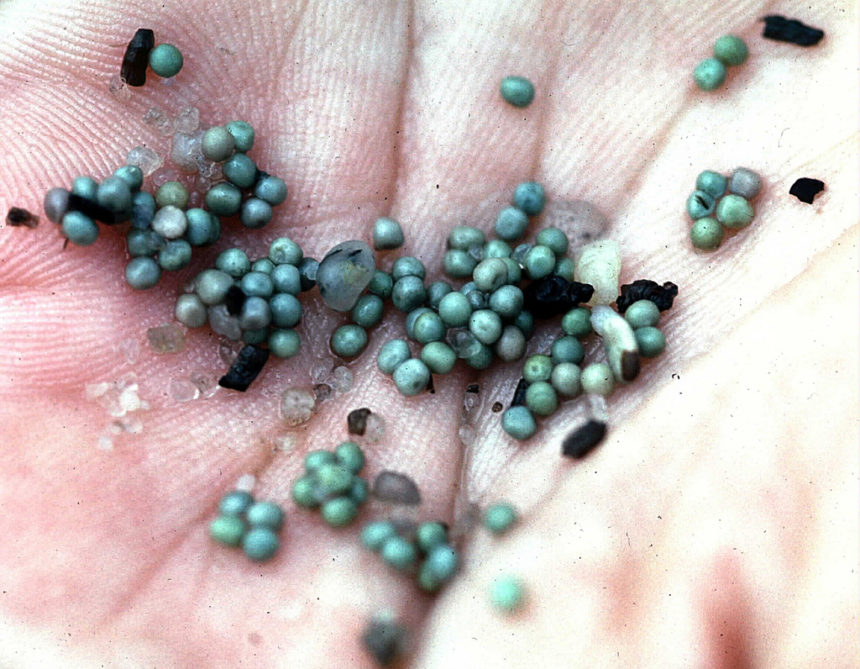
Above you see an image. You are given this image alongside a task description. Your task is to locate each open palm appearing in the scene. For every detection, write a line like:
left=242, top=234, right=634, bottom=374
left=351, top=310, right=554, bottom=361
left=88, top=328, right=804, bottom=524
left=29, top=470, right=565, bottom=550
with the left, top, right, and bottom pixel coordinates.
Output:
left=0, top=1, right=857, bottom=666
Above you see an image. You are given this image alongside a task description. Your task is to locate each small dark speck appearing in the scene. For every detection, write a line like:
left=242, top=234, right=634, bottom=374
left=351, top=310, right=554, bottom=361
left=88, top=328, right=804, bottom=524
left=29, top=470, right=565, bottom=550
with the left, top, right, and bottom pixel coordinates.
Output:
left=466, top=383, right=479, bottom=393
left=491, top=401, right=503, bottom=413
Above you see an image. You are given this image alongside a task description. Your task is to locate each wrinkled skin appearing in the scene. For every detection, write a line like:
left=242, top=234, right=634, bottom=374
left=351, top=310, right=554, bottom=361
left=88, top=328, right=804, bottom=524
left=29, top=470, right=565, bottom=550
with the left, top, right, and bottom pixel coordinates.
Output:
left=0, top=1, right=857, bottom=667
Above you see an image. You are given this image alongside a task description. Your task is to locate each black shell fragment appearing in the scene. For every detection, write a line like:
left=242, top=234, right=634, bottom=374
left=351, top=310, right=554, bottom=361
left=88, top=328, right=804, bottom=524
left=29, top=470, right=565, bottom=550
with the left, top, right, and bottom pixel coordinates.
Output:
left=347, top=407, right=372, bottom=435
left=67, top=193, right=121, bottom=225
left=616, top=280, right=678, bottom=313
left=789, top=178, right=825, bottom=204
left=6, top=207, right=38, bottom=228
left=121, top=28, right=155, bottom=87
left=523, top=275, right=594, bottom=318
left=561, top=420, right=607, bottom=459
left=224, top=285, right=246, bottom=316
left=762, top=15, right=824, bottom=47
left=218, top=344, right=270, bottom=392
left=510, top=378, right=529, bottom=407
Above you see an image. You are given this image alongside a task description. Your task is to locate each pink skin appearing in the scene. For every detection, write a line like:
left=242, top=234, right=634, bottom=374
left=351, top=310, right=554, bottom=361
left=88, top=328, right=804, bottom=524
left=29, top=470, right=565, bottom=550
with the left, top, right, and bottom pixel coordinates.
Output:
left=0, top=1, right=857, bottom=666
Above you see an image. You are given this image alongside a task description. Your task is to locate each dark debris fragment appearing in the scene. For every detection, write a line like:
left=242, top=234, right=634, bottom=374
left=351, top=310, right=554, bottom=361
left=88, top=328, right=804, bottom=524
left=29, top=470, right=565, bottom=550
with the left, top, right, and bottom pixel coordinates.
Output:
left=362, top=616, right=406, bottom=667
left=224, top=285, right=247, bottom=316
left=347, top=407, right=372, bottom=435
left=762, top=15, right=824, bottom=47
left=561, top=420, right=607, bottom=459
left=789, top=178, right=825, bottom=204
left=491, top=401, right=503, bottom=413
left=5, top=207, right=38, bottom=228
left=121, top=28, right=155, bottom=86
left=510, top=378, right=529, bottom=407
left=524, top=275, right=594, bottom=319
left=466, top=383, right=480, bottom=394
left=616, top=280, right=678, bottom=313
left=218, top=344, right=270, bottom=392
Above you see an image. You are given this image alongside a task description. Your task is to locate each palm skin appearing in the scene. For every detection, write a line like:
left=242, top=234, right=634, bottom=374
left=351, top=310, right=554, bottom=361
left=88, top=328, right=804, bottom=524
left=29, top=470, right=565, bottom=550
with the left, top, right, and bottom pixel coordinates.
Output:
left=0, top=1, right=857, bottom=666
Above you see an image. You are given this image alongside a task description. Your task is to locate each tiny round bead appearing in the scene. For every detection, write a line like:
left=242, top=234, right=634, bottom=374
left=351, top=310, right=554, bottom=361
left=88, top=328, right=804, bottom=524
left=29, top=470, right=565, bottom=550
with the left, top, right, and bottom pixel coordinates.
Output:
left=377, top=339, right=411, bottom=374
left=151, top=205, right=187, bottom=239
left=131, top=191, right=156, bottom=229
left=525, top=381, right=558, bottom=416
left=690, top=217, right=725, bottom=250
left=469, top=309, right=503, bottom=345
left=368, top=270, right=394, bottom=299
left=713, top=34, right=749, bottom=66
left=686, top=190, right=716, bottom=220
left=391, top=276, right=426, bottom=312
left=554, top=257, right=575, bottom=281
left=513, top=182, right=546, bottom=216
left=113, top=165, right=143, bottom=191
left=392, top=358, right=431, bottom=396
left=490, top=575, right=525, bottom=612
left=155, top=181, right=189, bottom=209
left=70, top=177, right=98, bottom=202
left=489, top=285, right=524, bottom=319
left=242, top=527, right=279, bottom=562
left=243, top=328, right=267, bottom=345
left=635, top=326, right=666, bottom=358
left=693, top=58, right=727, bottom=91
left=125, top=257, right=161, bottom=289
left=305, top=449, right=335, bottom=473
left=420, top=341, right=457, bottom=374
left=372, top=217, right=405, bottom=250
left=447, top=225, right=486, bottom=250
left=484, top=502, right=517, bottom=534
left=271, top=264, right=301, bottom=295
left=269, top=293, right=302, bottom=327
left=513, top=310, right=534, bottom=338
left=392, top=256, right=426, bottom=281
left=96, top=176, right=132, bottom=215
left=184, top=208, right=220, bottom=246
left=502, top=406, right=537, bottom=440
left=494, top=206, right=529, bottom=241
left=535, top=226, right=568, bottom=255
left=494, top=324, right=526, bottom=362
left=728, top=167, right=762, bottom=200
left=465, top=342, right=493, bottom=370
left=416, top=522, right=448, bottom=554
left=219, top=490, right=254, bottom=515
left=201, top=126, right=235, bottom=162
left=624, top=299, right=660, bottom=329
left=298, top=257, right=319, bottom=290
left=500, top=76, right=535, bottom=108
left=524, top=245, right=555, bottom=279
left=423, top=544, right=458, bottom=582
left=175, top=293, right=207, bottom=328
left=236, top=517, right=274, bottom=554
left=291, top=475, right=320, bottom=508
left=148, top=43, right=183, bottom=77
left=240, top=197, right=273, bottom=229
left=413, top=311, right=446, bottom=344
left=561, top=307, right=592, bottom=338
left=241, top=271, right=274, bottom=298
left=695, top=170, right=727, bottom=199
left=246, top=501, right=285, bottom=530
left=351, top=294, right=384, bottom=328
left=269, top=237, right=303, bottom=266
left=522, top=354, right=552, bottom=383
left=443, top=249, right=478, bottom=278
left=252, top=258, right=275, bottom=275
left=209, top=515, right=246, bottom=547
left=426, top=280, right=452, bottom=309
left=316, top=463, right=354, bottom=496
left=551, top=336, right=585, bottom=365
left=43, top=187, right=70, bottom=223
left=268, top=328, right=301, bottom=358
left=225, top=120, right=255, bottom=152
left=205, top=183, right=242, bottom=217
left=351, top=476, right=368, bottom=508
left=551, top=362, right=581, bottom=397
left=223, top=153, right=258, bottom=189
left=158, top=239, right=192, bottom=271
left=61, top=211, right=99, bottom=245
left=361, top=521, right=397, bottom=551
left=438, top=292, right=472, bottom=328
left=215, top=248, right=251, bottom=278
left=194, top=269, right=233, bottom=304
left=580, top=362, right=615, bottom=396
left=484, top=239, right=512, bottom=259
left=239, top=296, right=271, bottom=330
left=405, top=307, right=432, bottom=340
left=381, top=536, right=417, bottom=571
left=331, top=324, right=368, bottom=358
left=254, top=175, right=288, bottom=206
left=321, top=497, right=358, bottom=527
left=473, top=258, right=509, bottom=292
left=715, top=194, right=754, bottom=229
left=335, top=441, right=365, bottom=474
